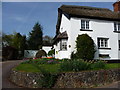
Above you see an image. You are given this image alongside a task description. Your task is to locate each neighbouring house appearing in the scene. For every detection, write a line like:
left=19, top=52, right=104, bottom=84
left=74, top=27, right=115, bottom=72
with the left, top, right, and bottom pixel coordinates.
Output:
left=24, top=45, right=52, bottom=58
left=53, top=1, right=120, bottom=60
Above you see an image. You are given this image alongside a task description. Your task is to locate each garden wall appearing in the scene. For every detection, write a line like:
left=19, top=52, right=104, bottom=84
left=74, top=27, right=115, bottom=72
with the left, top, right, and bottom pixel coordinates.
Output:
left=10, top=68, right=120, bottom=88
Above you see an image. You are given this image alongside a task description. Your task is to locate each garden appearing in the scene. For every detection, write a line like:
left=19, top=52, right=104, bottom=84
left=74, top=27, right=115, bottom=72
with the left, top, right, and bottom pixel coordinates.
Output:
left=15, top=58, right=120, bottom=73
left=13, top=57, right=120, bottom=88
left=11, top=34, right=120, bottom=88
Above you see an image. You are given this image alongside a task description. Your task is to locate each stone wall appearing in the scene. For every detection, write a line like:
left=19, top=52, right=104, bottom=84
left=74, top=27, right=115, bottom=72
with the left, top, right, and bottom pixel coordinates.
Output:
left=10, top=70, right=43, bottom=88
left=10, top=68, right=120, bottom=88
left=54, top=69, right=120, bottom=88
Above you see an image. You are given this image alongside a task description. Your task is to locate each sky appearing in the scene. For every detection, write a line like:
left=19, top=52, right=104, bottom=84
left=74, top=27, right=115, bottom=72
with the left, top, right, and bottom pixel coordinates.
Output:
left=2, top=2, right=114, bottom=37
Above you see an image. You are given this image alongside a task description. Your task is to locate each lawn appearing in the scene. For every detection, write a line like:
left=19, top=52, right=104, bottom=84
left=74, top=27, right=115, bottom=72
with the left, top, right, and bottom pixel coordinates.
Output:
left=14, top=63, right=60, bottom=73
left=14, top=62, right=120, bottom=73
left=105, top=63, right=120, bottom=69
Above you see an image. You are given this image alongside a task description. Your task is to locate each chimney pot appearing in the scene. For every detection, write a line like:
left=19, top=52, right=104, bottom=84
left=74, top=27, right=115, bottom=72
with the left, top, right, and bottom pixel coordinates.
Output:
left=113, top=1, right=120, bottom=12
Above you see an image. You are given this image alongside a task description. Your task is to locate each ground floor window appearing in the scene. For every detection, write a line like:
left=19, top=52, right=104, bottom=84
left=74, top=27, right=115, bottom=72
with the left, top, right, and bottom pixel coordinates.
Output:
left=98, top=38, right=109, bottom=48
left=99, top=54, right=110, bottom=58
left=60, top=39, right=67, bottom=50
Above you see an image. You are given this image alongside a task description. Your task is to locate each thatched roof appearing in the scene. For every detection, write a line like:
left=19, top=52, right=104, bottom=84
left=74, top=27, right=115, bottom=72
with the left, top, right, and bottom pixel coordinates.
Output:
left=60, top=5, right=120, bottom=20
left=55, top=5, right=120, bottom=34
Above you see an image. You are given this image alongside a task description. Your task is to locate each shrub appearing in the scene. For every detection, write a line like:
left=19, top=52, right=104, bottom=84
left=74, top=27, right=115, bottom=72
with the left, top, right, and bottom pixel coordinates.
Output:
left=48, top=49, right=55, bottom=57
left=75, top=34, right=96, bottom=60
left=35, top=50, right=47, bottom=58
left=59, top=59, right=91, bottom=72
left=70, top=51, right=77, bottom=59
left=36, top=66, right=58, bottom=88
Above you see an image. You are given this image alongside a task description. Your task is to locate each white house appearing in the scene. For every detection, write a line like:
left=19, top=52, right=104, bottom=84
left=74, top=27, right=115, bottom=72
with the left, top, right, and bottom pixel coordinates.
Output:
left=53, top=1, right=120, bottom=60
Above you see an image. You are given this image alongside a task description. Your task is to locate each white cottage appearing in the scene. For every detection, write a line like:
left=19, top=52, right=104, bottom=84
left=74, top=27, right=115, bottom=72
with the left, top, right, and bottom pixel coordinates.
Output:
left=53, top=1, right=120, bottom=60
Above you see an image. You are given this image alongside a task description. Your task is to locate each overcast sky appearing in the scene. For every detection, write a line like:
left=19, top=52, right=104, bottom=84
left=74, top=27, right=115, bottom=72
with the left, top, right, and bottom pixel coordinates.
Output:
left=2, top=2, right=114, bottom=37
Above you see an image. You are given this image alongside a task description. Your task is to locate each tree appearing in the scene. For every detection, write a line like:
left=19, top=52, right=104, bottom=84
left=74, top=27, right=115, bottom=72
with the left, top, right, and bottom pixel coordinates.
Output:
left=43, top=35, right=53, bottom=46
left=75, top=34, right=96, bottom=60
left=2, top=46, right=18, bottom=60
left=28, top=22, right=43, bottom=50
left=2, top=33, right=13, bottom=47
left=12, top=33, right=23, bottom=50
left=2, top=32, right=27, bottom=59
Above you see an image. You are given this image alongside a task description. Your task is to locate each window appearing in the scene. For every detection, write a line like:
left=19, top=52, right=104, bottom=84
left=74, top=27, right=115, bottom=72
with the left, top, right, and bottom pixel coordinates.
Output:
left=114, top=22, right=120, bottom=31
left=60, top=39, right=67, bottom=50
left=118, top=40, right=120, bottom=50
left=98, top=38, right=108, bottom=48
left=81, top=20, right=89, bottom=30
left=99, top=54, right=110, bottom=58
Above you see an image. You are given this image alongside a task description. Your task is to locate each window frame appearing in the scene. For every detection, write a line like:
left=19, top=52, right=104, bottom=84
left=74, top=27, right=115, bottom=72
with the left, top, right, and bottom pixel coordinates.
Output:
left=60, top=39, right=67, bottom=51
left=114, top=22, right=120, bottom=32
left=81, top=20, right=90, bottom=30
left=97, top=38, right=110, bottom=49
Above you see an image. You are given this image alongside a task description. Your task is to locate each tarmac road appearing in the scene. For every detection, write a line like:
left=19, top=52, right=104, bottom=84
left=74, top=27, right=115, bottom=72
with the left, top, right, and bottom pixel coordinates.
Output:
left=1, top=60, right=23, bottom=89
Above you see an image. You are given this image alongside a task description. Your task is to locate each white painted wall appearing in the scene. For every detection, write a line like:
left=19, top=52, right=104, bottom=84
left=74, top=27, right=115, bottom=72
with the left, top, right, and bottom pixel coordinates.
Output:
left=118, top=34, right=120, bottom=59
left=54, top=13, right=120, bottom=60
left=42, top=46, right=52, bottom=54
left=24, top=50, right=38, bottom=58
left=24, top=46, right=52, bottom=58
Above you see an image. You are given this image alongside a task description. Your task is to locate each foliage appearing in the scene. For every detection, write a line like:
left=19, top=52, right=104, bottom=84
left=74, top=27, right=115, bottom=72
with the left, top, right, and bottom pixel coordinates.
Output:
left=43, top=35, right=53, bottom=46
left=35, top=50, right=47, bottom=58
left=70, top=51, right=77, bottom=59
left=15, top=60, right=120, bottom=73
left=2, top=46, right=18, bottom=60
left=59, top=59, right=91, bottom=72
left=2, top=33, right=14, bottom=47
left=48, top=49, right=55, bottom=56
left=37, top=67, right=58, bottom=88
left=75, top=34, right=96, bottom=60
left=2, top=32, right=27, bottom=59
left=21, top=58, right=59, bottom=65
left=27, top=22, right=43, bottom=50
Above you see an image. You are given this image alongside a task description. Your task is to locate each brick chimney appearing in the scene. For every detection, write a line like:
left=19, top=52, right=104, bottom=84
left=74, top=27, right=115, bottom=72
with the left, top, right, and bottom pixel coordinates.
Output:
left=113, top=0, right=120, bottom=12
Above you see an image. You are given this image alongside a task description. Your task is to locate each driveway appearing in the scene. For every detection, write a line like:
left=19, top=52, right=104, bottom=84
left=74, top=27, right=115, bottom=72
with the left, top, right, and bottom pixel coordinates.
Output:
left=1, top=60, right=24, bottom=89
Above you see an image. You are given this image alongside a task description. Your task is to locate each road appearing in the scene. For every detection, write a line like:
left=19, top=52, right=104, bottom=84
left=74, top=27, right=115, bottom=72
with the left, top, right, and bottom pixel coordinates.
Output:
left=1, top=60, right=23, bottom=89
left=0, top=60, right=120, bottom=89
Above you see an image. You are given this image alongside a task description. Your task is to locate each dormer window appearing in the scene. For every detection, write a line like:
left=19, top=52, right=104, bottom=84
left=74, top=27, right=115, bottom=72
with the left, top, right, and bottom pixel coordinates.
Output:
left=114, top=22, right=120, bottom=31
left=81, top=20, right=89, bottom=30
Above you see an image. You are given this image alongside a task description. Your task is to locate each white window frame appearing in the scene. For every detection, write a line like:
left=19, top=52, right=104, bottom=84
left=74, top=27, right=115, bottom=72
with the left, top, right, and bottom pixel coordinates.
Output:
left=60, top=39, right=67, bottom=51
left=98, top=38, right=109, bottom=48
left=81, top=20, right=90, bottom=30
left=114, top=22, right=120, bottom=31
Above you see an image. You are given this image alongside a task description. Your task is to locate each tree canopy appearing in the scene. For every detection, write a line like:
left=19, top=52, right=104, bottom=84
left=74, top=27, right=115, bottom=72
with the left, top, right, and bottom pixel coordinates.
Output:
left=27, top=22, right=43, bottom=50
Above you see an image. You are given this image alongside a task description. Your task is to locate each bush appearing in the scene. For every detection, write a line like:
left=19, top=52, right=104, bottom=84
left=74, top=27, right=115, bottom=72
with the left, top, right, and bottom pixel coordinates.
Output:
left=75, top=34, right=96, bottom=60
left=59, top=59, right=91, bottom=72
left=36, top=66, right=58, bottom=88
left=2, top=46, right=18, bottom=60
left=71, top=51, right=77, bottom=59
left=48, top=49, right=55, bottom=56
left=35, top=50, right=47, bottom=58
